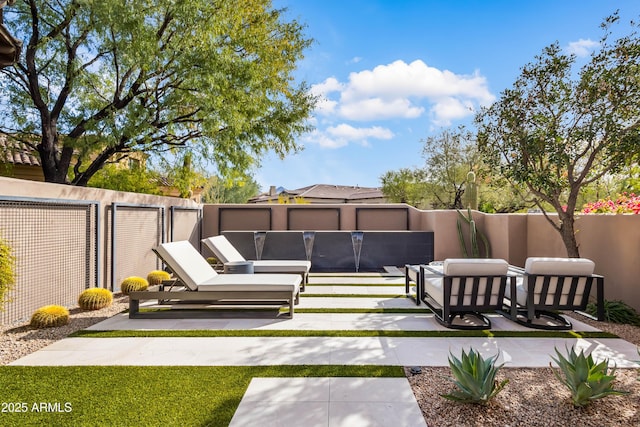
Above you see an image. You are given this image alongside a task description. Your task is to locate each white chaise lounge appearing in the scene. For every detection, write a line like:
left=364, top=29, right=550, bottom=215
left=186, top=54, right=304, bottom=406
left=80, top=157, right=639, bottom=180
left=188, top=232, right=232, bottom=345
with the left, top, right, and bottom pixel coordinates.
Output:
left=503, top=257, right=604, bottom=330
left=128, top=240, right=302, bottom=318
left=202, top=235, right=311, bottom=290
left=408, top=258, right=511, bottom=330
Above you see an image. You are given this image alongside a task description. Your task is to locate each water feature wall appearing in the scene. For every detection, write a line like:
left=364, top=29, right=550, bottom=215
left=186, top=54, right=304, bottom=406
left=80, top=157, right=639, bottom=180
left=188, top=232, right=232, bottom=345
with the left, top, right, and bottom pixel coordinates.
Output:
left=222, top=230, right=434, bottom=273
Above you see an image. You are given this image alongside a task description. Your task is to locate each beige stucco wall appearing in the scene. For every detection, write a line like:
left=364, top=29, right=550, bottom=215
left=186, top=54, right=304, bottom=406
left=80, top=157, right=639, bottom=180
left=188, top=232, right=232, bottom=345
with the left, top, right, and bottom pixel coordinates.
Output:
left=202, top=204, right=640, bottom=311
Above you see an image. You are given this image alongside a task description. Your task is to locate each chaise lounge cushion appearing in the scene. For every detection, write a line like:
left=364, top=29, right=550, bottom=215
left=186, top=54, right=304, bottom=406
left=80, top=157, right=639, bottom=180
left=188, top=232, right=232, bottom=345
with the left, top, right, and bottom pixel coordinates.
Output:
left=423, top=258, right=508, bottom=307
left=154, top=241, right=300, bottom=293
left=509, top=257, right=595, bottom=306
left=202, top=236, right=311, bottom=274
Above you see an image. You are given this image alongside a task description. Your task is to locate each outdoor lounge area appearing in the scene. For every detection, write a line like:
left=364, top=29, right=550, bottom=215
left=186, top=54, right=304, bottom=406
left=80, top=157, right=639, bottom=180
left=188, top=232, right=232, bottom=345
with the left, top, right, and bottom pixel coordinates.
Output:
left=1, top=181, right=639, bottom=425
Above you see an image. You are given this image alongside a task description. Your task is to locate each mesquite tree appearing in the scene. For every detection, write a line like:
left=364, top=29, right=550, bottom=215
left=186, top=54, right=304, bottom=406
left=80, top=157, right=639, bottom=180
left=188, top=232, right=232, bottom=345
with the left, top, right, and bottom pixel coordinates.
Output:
left=476, top=14, right=640, bottom=257
left=0, top=0, right=315, bottom=185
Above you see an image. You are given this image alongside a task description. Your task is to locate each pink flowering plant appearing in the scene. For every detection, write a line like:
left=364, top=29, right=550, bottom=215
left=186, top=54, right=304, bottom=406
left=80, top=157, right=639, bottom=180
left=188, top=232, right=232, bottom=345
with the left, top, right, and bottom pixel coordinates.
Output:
left=582, top=193, right=640, bottom=214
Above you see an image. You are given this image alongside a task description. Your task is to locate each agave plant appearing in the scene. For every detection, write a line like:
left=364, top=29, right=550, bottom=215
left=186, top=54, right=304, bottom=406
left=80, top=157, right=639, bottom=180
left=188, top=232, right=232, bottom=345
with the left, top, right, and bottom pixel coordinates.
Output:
left=441, top=348, right=508, bottom=404
left=551, top=345, right=628, bottom=406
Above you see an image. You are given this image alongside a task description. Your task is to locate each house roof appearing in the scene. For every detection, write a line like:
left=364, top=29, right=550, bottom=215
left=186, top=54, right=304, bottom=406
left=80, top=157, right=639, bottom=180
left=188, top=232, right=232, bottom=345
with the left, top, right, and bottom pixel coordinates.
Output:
left=249, top=184, right=385, bottom=203
left=0, top=135, right=40, bottom=166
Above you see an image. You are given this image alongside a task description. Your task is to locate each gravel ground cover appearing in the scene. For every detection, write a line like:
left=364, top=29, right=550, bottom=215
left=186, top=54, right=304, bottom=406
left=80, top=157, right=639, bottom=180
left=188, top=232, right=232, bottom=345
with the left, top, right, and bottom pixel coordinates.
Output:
left=1, top=300, right=639, bottom=426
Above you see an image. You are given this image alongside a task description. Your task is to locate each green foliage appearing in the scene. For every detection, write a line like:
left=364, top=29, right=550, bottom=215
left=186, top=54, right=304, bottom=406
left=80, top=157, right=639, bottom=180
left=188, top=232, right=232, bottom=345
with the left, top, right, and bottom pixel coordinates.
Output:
left=441, top=348, right=508, bottom=404
left=0, top=232, right=16, bottom=311
left=30, top=305, right=70, bottom=328
left=456, top=208, right=491, bottom=258
left=422, top=126, right=482, bottom=209
left=88, top=164, right=162, bottom=195
left=120, top=276, right=149, bottom=295
left=147, top=270, right=171, bottom=286
left=551, top=345, right=628, bottom=406
left=78, top=288, right=113, bottom=311
left=476, top=14, right=640, bottom=257
left=201, top=173, right=261, bottom=204
left=586, top=300, right=640, bottom=326
left=380, top=168, right=429, bottom=207
left=1, top=0, right=316, bottom=185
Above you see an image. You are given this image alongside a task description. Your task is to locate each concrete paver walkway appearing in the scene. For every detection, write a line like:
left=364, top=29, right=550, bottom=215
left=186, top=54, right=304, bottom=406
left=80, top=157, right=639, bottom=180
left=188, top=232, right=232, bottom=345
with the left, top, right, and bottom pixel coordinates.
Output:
left=8, top=273, right=640, bottom=426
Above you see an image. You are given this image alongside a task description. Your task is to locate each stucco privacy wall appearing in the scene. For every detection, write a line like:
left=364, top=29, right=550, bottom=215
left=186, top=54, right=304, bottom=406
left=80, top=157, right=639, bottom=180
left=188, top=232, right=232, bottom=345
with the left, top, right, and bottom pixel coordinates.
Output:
left=0, top=176, right=199, bottom=324
left=526, top=213, right=640, bottom=311
left=203, top=204, right=640, bottom=311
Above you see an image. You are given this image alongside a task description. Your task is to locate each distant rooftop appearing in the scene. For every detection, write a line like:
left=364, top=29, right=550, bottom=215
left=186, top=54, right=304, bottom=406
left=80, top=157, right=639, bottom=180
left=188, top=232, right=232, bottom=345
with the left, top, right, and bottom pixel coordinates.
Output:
left=249, top=184, right=386, bottom=204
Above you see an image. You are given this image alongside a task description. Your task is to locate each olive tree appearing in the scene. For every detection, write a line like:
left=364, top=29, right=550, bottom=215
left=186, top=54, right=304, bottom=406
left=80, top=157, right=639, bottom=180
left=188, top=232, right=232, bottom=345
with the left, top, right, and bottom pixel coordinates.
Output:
left=476, top=14, right=640, bottom=257
left=0, top=0, right=315, bottom=185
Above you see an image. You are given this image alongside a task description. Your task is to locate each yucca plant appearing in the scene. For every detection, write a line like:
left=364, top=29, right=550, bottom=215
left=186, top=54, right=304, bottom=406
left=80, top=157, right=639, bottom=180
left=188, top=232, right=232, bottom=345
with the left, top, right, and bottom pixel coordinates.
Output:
left=551, top=345, right=628, bottom=406
left=441, top=348, right=508, bottom=404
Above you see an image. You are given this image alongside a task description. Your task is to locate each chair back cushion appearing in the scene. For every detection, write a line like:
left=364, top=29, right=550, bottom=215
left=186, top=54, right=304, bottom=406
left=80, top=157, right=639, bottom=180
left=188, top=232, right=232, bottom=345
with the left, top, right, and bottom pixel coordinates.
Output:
left=522, top=257, right=595, bottom=306
left=428, top=259, right=509, bottom=306
left=202, top=235, right=246, bottom=263
left=154, top=241, right=218, bottom=291
left=443, top=258, right=509, bottom=276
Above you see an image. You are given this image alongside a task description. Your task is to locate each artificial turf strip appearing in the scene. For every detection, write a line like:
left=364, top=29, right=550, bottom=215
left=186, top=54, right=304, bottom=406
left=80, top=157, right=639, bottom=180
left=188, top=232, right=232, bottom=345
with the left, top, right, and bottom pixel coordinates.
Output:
left=296, top=308, right=430, bottom=314
left=0, top=365, right=402, bottom=427
left=70, top=329, right=618, bottom=339
left=301, top=294, right=407, bottom=298
left=306, top=283, right=405, bottom=286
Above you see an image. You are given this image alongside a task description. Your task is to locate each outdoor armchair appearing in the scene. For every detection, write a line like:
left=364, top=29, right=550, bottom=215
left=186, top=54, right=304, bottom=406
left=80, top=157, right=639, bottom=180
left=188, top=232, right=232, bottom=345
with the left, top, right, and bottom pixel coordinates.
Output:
left=412, top=258, right=511, bottom=330
left=502, top=257, right=604, bottom=330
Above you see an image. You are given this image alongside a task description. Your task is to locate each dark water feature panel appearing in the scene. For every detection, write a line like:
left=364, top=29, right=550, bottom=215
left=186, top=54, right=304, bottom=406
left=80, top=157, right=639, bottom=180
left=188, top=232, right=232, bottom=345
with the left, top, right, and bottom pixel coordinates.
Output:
left=221, top=231, right=434, bottom=273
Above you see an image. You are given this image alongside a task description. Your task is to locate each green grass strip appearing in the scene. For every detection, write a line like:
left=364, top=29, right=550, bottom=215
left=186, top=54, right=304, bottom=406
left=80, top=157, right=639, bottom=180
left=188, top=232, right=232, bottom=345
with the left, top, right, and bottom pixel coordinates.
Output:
left=70, top=329, right=618, bottom=339
left=307, top=283, right=404, bottom=286
left=302, top=294, right=407, bottom=298
left=0, top=365, right=402, bottom=426
left=296, top=308, right=430, bottom=314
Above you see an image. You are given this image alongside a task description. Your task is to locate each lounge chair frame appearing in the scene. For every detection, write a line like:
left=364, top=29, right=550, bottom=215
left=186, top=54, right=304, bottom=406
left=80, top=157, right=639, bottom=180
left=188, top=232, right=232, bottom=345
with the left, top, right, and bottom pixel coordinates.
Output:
left=128, top=247, right=300, bottom=319
left=502, top=265, right=604, bottom=330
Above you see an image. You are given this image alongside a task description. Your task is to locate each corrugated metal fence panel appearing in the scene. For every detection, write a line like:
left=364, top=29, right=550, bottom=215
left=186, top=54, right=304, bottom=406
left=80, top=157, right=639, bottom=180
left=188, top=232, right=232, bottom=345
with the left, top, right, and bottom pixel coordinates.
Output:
left=109, top=204, right=164, bottom=292
left=0, top=197, right=98, bottom=324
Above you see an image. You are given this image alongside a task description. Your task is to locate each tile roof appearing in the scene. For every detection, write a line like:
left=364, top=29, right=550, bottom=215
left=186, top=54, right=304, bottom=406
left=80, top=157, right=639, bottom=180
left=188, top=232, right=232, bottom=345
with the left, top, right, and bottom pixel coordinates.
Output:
left=0, top=135, right=40, bottom=166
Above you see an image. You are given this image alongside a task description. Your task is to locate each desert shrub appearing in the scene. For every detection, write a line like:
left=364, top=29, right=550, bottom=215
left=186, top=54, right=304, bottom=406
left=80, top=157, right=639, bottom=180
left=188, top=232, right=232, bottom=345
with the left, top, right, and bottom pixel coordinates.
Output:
left=586, top=300, right=640, bottom=326
left=0, top=233, right=16, bottom=311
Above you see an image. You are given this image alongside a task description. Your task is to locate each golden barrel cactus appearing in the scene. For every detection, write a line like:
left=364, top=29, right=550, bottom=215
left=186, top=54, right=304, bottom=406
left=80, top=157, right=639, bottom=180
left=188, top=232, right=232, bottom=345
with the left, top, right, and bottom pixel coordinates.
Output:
left=120, top=276, right=148, bottom=295
left=30, top=305, right=70, bottom=328
left=78, top=288, right=113, bottom=310
left=146, top=270, right=171, bottom=286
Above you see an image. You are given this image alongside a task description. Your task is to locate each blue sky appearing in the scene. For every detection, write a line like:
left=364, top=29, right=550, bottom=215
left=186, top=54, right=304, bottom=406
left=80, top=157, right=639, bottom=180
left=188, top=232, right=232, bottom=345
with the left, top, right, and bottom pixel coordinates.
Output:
left=253, top=0, right=640, bottom=191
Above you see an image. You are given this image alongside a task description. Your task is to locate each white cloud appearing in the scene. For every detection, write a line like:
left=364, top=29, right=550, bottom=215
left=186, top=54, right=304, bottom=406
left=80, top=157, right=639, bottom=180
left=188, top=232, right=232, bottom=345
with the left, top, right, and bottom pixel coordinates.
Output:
left=348, top=56, right=363, bottom=64
left=566, top=38, right=599, bottom=57
left=305, top=124, right=394, bottom=148
left=312, top=59, right=494, bottom=125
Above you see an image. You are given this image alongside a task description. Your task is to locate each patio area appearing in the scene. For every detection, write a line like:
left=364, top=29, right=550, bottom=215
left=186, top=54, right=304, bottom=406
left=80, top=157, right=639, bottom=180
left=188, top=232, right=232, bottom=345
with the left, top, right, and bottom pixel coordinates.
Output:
left=8, top=272, right=639, bottom=426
